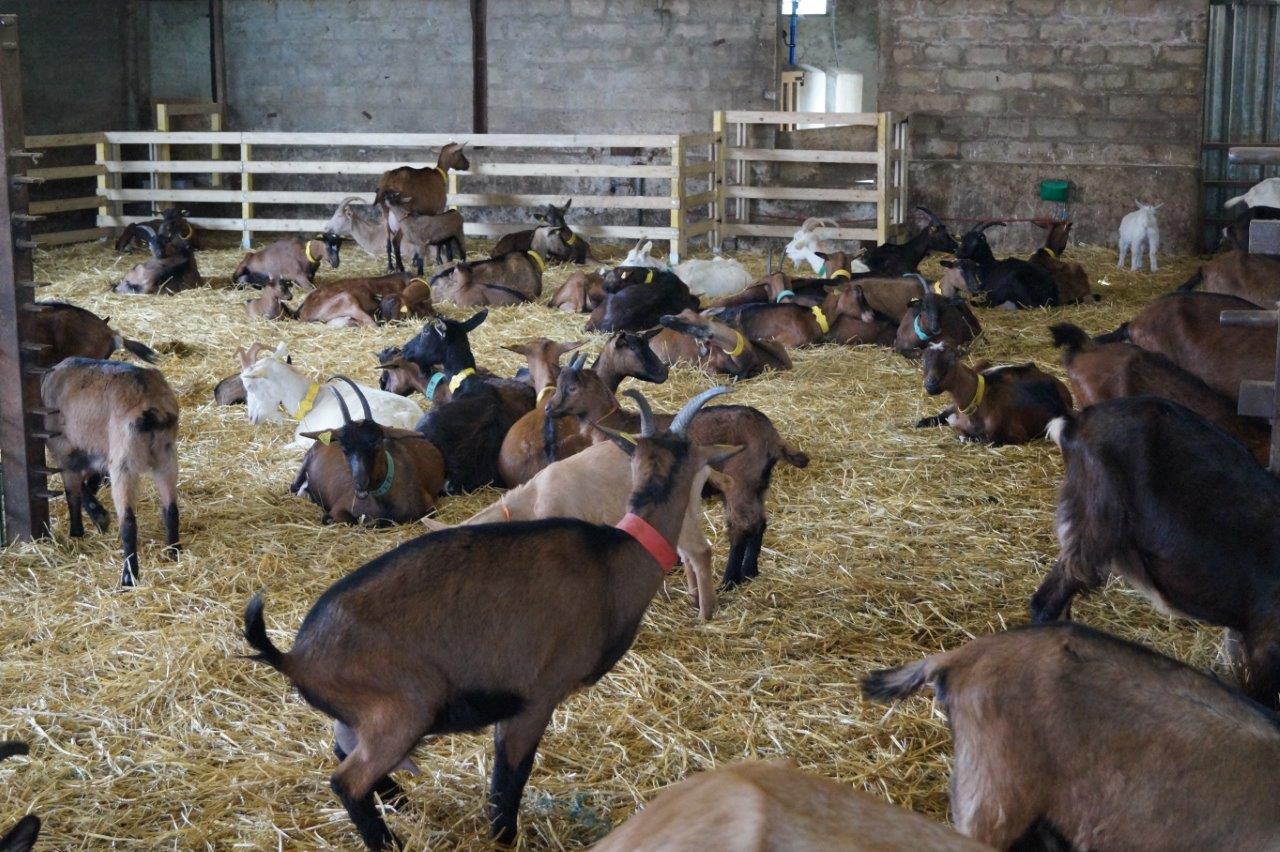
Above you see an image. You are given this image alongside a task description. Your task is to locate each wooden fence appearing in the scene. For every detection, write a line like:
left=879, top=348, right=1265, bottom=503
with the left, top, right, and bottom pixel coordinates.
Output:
left=25, top=114, right=909, bottom=258
left=713, top=110, right=911, bottom=247
left=25, top=131, right=106, bottom=246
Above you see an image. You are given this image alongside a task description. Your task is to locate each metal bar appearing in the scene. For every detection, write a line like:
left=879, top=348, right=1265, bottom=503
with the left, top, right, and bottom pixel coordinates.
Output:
left=1221, top=309, right=1279, bottom=327
left=0, top=14, right=48, bottom=543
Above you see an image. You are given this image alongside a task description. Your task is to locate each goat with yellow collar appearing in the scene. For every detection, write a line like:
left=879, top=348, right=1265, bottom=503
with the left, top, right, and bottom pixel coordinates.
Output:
left=232, top=234, right=341, bottom=287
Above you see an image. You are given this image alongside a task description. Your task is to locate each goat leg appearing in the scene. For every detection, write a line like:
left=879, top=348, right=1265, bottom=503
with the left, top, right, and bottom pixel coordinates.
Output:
left=333, top=730, right=408, bottom=808
left=722, top=535, right=748, bottom=589
left=119, top=508, right=139, bottom=587
left=489, top=705, right=553, bottom=844
left=156, top=464, right=180, bottom=559
left=916, top=408, right=954, bottom=428
left=64, top=469, right=85, bottom=538
left=1029, top=558, right=1088, bottom=622
left=82, top=476, right=110, bottom=533
left=413, top=252, right=424, bottom=278
left=741, top=520, right=767, bottom=580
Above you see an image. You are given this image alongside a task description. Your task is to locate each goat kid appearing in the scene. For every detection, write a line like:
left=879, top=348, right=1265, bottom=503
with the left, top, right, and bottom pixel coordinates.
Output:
left=374, top=142, right=469, bottom=271
left=497, top=339, right=588, bottom=487
left=244, top=279, right=294, bottom=320
left=243, top=388, right=737, bottom=848
left=1028, top=220, right=1095, bottom=304
left=1117, top=201, right=1161, bottom=272
left=42, top=358, right=180, bottom=586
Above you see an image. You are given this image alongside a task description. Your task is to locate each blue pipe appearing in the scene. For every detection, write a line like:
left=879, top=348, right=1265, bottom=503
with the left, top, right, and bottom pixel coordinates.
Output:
left=787, top=0, right=798, bottom=66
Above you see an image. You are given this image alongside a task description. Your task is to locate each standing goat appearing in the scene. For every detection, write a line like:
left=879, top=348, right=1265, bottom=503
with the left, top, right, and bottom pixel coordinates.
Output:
left=42, top=358, right=180, bottom=586
left=1033, top=396, right=1280, bottom=706
left=291, top=381, right=445, bottom=525
left=323, top=196, right=427, bottom=263
left=382, top=206, right=465, bottom=274
left=863, top=623, right=1280, bottom=850
left=1117, top=200, right=1161, bottom=272
left=243, top=388, right=738, bottom=849
left=374, top=142, right=469, bottom=272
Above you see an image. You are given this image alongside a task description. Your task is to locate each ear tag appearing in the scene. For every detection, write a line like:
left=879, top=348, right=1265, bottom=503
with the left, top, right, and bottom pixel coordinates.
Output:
left=317, top=431, right=333, bottom=445
left=620, top=433, right=638, bottom=445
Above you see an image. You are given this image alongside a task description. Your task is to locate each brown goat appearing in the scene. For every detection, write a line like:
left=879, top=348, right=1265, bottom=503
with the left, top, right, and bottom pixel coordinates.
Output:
left=243, top=388, right=738, bottom=848
left=232, top=235, right=340, bottom=287
left=494, top=200, right=590, bottom=263
left=42, top=358, right=180, bottom=586
left=291, top=381, right=445, bottom=525
left=594, top=760, right=989, bottom=852
left=655, top=309, right=793, bottom=379
left=893, top=292, right=982, bottom=357
left=546, top=365, right=808, bottom=586
left=1098, top=291, right=1273, bottom=403
left=863, top=623, right=1280, bottom=849
left=497, top=339, right=588, bottom=487
left=1051, top=323, right=1269, bottom=465
left=549, top=269, right=605, bottom=313
left=705, top=285, right=864, bottom=349
left=295, top=274, right=412, bottom=327
left=114, top=208, right=196, bottom=252
left=1179, top=249, right=1280, bottom=306
left=376, top=277, right=434, bottom=323
left=115, top=235, right=203, bottom=295
left=384, top=206, right=465, bottom=274
left=429, top=252, right=543, bottom=306
left=1028, top=220, right=1095, bottom=304
left=244, top=279, right=294, bottom=320
left=28, top=301, right=157, bottom=368
left=375, top=142, right=469, bottom=271
left=917, top=342, right=1072, bottom=445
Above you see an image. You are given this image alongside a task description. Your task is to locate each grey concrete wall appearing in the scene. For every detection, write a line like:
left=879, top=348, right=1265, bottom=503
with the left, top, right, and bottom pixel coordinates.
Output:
left=145, top=0, right=213, bottom=104
left=2, top=0, right=136, bottom=133
left=220, top=0, right=774, bottom=134
left=879, top=0, right=1209, bottom=252
left=787, top=0, right=880, bottom=111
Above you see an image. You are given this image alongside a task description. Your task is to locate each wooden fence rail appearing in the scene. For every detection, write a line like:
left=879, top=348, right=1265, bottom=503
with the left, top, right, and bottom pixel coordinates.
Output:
left=24, top=131, right=106, bottom=246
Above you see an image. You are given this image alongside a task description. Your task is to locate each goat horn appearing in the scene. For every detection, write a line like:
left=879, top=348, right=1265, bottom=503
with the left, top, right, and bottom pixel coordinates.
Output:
left=622, top=389, right=657, bottom=437
left=670, top=386, right=731, bottom=437
left=327, top=385, right=353, bottom=426
left=915, top=206, right=942, bottom=225
left=569, top=351, right=588, bottom=372
left=902, top=272, right=930, bottom=293
left=330, top=375, right=373, bottom=422
left=978, top=221, right=1007, bottom=233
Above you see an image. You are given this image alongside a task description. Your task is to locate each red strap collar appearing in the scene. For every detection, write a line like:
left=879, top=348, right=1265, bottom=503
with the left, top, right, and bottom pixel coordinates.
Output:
left=615, top=512, right=680, bottom=574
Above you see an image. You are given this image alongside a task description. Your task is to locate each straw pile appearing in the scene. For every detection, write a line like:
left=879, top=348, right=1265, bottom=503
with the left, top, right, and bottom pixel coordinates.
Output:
left=0, top=234, right=1219, bottom=849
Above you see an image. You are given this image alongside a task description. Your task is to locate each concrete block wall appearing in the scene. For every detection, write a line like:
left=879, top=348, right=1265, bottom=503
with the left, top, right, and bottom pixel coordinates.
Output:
left=879, top=0, right=1209, bottom=252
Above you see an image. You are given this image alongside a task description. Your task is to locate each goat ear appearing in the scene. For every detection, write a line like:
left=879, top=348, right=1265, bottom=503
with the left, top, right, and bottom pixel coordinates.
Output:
left=299, top=429, right=334, bottom=444
left=700, top=443, right=745, bottom=468
left=593, top=424, right=638, bottom=456
left=639, top=327, right=662, bottom=341
left=557, top=340, right=586, bottom=355
left=501, top=343, right=531, bottom=356
left=235, top=347, right=250, bottom=368
left=274, top=342, right=288, bottom=359
left=461, top=309, right=488, bottom=332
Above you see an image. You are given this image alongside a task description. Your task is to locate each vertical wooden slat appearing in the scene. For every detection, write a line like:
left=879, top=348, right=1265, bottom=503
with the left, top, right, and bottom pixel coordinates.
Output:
left=0, top=13, right=48, bottom=543
left=153, top=102, right=171, bottom=192
left=97, top=138, right=121, bottom=232
left=210, top=109, right=223, bottom=188
left=1270, top=300, right=1280, bottom=475
left=711, top=110, right=725, bottom=252
left=876, top=112, right=890, bottom=245
left=669, top=136, right=685, bottom=263
left=240, top=141, right=253, bottom=248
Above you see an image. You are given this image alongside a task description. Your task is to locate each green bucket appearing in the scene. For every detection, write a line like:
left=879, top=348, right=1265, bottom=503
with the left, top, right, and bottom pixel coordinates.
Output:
left=1040, top=179, right=1070, bottom=203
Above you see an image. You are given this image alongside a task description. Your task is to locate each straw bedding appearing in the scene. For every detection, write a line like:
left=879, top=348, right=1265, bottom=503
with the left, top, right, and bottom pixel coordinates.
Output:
left=1, top=234, right=1217, bottom=848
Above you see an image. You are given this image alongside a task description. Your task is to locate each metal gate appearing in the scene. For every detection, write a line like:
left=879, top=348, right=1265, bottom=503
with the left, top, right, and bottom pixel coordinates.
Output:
left=1201, top=0, right=1280, bottom=250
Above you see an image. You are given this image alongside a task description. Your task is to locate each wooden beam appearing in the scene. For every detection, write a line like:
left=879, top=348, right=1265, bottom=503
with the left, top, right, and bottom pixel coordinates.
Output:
left=470, top=0, right=487, bottom=134
left=209, top=0, right=227, bottom=105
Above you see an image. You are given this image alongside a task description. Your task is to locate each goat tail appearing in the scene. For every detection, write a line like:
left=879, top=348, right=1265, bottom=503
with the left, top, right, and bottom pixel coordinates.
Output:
left=115, top=334, right=158, bottom=363
left=1045, top=412, right=1077, bottom=449
left=1049, top=323, right=1094, bottom=354
left=0, top=741, right=29, bottom=762
left=1091, top=322, right=1129, bottom=345
left=1177, top=269, right=1204, bottom=292
left=542, top=410, right=560, bottom=464
left=1225, top=193, right=1248, bottom=209
left=243, top=593, right=288, bottom=672
left=861, top=656, right=940, bottom=702
left=778, top=440, right=810, bottom=469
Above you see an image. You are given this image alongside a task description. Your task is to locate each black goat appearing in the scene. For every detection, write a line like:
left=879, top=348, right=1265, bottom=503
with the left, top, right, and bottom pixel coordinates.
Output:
left=954, top=222, right=1057, bottom=308
left=587, top=267, right=699, bottom=332
left=858, top=206, right=958, bottom=276
left=0, top=741, right=39, bottom=852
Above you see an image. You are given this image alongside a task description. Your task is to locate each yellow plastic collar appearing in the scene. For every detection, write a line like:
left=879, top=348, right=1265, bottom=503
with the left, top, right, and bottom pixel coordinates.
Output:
left=1042, top=247, right=1057, bottom=259
left=932, top=280, right=943, bottom=295
left=435, top=166, right=447, bottom=180
left=810, top=306, right=830, bottom=334
left=526, top=250, right=546, bottom=273
left=304, top=240, right=320, bottom=264
left=448, top=367, right=476, bottom=393
left=644, top=270, right=654, bottom=284
left=830, top=268, right=852, bottom=280
left=565, top=232, right=577, bottom=246
left=725, top=330, right=747, bottom=358
left=960, top=373, right=986, bottom=416
left=536, top=385, right=556, bottom=405
left=293, top=382, right=321, bottom=419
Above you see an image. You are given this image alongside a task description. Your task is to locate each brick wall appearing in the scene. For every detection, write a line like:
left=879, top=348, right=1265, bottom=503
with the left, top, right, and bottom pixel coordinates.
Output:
left=879, top=0, right=1209, bottom=252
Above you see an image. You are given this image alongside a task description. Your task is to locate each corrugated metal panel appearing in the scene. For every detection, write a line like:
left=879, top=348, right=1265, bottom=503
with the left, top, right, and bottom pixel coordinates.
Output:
left=1201, top=1, right=1280, bottom=249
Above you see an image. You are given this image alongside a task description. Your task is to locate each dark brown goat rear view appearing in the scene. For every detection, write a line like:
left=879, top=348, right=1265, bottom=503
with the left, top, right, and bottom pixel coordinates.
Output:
left=243, top=387, right=738, bottom=849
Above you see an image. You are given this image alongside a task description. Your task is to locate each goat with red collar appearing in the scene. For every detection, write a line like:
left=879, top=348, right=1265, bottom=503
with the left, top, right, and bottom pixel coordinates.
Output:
left=243, top=387, right=739, bottom=850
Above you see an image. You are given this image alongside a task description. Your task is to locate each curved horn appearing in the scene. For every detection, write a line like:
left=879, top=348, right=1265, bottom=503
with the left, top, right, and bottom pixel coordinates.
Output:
left=327, top=385, right=353, bottom=426
left=622, top=389, right=657, bottom=437
left=138, top=224, right=157, bottom=239
left=978, top=221, right=1007, bottom=233
left=902, top=272, right=930, bottom=293
left=569, top=351, right=588, bottom=372
left=670, top=386, right=732, bottom=436
left=914, top=206, right=942, bottom=225
left=330, top=375, right=372, bottom=421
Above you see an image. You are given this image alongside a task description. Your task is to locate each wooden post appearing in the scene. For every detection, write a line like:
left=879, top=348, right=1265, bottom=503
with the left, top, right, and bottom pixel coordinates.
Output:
left=210, top=108, right=223, bottom=188
left=153, top=102, right=171, bottom=192
left=0, top=14, right=50, bottom=543
left=670, top=136, right=685, bottom=264
left=470, top=0, right=488, bottom=134
left=712, top=110, right=725, bottom=252
left=448, top=169, right=459, bottom=211
left=1221, top=305, right=1280, bottom=473
left=240, top=141, right=253, bottom=248
left=96, top=138, right=120, bottom=235
left=897, top=115, right=911, bottom=240
left=875, top=112, right=890, bottom=244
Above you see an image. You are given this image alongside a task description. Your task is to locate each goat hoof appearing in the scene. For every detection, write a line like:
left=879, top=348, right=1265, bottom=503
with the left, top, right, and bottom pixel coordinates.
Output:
left=119, top=570, right=137, bottom=588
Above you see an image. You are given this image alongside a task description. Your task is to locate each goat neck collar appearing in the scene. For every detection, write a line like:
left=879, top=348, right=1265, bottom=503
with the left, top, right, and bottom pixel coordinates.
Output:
left=564, top=231, right=578, bottom=246
left=369, top=450, right=396, bottom=498
left=912, top=314, right=932, bottom=341
left=526, top=250, right=546, bottom=273
left=932, top=280, right=943, bottom=295
left=292, top=382, right=322, bottom=419
left=304, top=239, right=321, bottom=265
left=425, top=372, right=446, bottom=401
left=810, top=305, right=830, bottom=334
left=536, top=385, right=556, bottom=405
left=959, top=373, right=986, bottom=417
left=829, top=268, right=852, bottom=280
left=435, top=166, right=447, bottom=180
left=774, top=289, right=795, bottom=303
left=724, top=330, right=747, bottom=358
left=179, top=222, right=194, bottom=240
left=1042, top=246, right=1058, bottom=259
left=615, top=512, right=679, bottom=574
left=448, top=367, right=476, bottom=393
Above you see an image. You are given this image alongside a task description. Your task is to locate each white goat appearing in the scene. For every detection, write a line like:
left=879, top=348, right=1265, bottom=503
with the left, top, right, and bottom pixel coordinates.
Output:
left=240, top=342, right=422, bottom=447
left=1226, top=177, right=1280, bottom=210
left=621, top=239, right=671, bottom=270
left=322, top=196, right=425, bottom=261
left=672, top=256, right=754, bottom=299
left=421, top=441, right=722, bottom=619
left=783, top=217, right=869, bottom=275
left=1117, top=200, right=1162, bottom=272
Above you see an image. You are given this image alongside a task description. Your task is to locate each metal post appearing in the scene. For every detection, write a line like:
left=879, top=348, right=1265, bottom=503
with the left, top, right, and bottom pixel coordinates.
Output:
left=0, top=14, right=51, bottom=543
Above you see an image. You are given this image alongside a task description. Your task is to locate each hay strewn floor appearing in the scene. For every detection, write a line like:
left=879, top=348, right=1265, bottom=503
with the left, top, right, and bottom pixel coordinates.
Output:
left=1, top=234, right=1214, bottom=849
